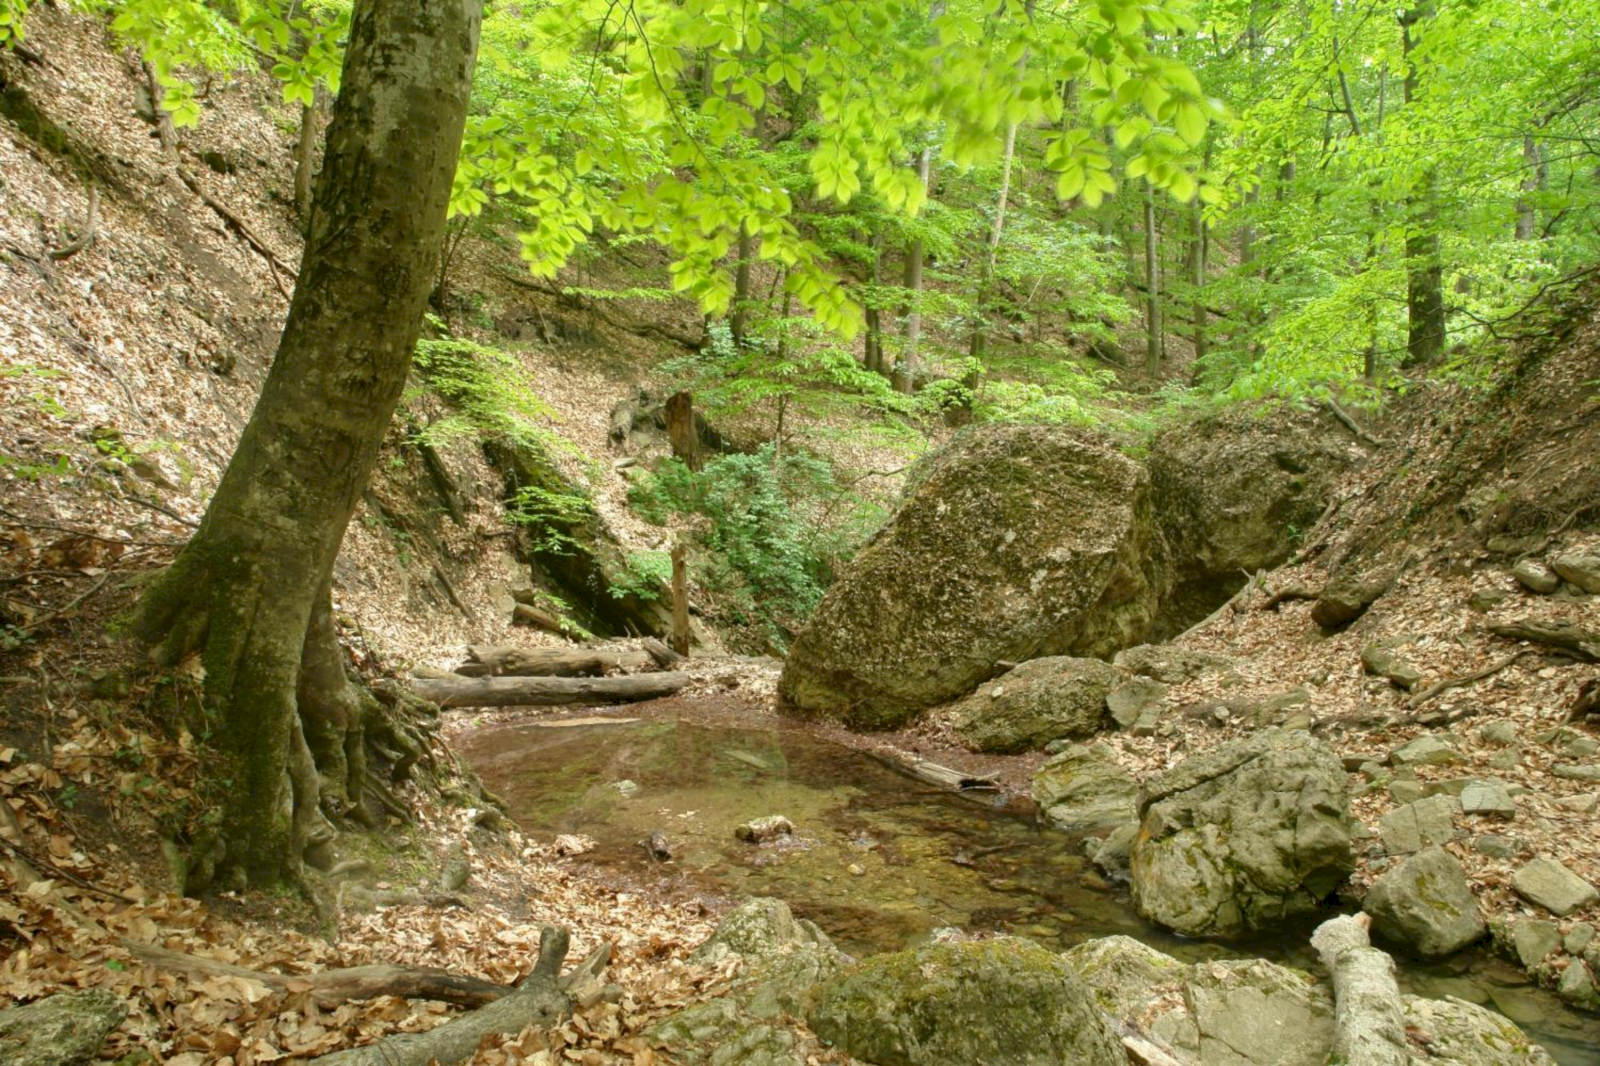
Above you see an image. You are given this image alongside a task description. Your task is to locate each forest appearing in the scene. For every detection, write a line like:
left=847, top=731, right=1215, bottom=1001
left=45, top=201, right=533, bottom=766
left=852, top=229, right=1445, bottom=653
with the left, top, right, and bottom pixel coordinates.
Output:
left=0, top=0, right=1598, bottom=1062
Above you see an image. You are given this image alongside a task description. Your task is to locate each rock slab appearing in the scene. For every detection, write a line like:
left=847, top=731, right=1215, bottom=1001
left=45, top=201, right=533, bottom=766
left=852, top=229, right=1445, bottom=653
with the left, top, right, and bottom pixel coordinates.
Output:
left=0, top=990, right=125, bottom=1066
left=1512, top=857, right=1600, bottom=916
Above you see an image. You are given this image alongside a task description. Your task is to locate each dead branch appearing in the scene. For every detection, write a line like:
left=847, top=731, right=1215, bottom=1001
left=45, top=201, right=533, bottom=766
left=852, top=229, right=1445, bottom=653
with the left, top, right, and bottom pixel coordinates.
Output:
left=174, top=168, right=298, bottom=295
left=1407, top=649, right=1539, bottom=710
left=46, top=186, right=97, bottom=261
left=456, top=645, right=653, bottom=678
left=495, top=270, right=703, bottom=349
left=411, top=672, right=690, bottom=708
left=1487, top=620, right=1600, bottom=662
left=1322, top=397, right=1386, bottom=448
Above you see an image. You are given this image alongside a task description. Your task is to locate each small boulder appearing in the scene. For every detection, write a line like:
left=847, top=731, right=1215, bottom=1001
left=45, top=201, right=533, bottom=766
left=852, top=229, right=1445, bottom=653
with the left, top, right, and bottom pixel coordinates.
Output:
left=1460, top=780, right=1518, bottom=819
left=736, top=816, right=796, bottom=844
left=1400, top=994, right=1556, bottom=1065
left=1478, top=720, right=1520, bottom=747
left=1551, top=548, right=1600, bottom=594
left=1362, top=641, right=1423, bottom=691
left=1512, top=857, right=1600, bottom=916
left=808, top=938, right=1124, bottom=1066
left=1390, top=735, right=1464, bottom=767
left=1567, top=921, right=1596, bottom=956
left=1509, top=918, right=1562, bottom=969
left=0, top=990, right=126, bottom=1066
left=1311, top=567, right=1395, bottom=629
left=1130, top=729, right=1354, bottom=937
left=1112, top=643, right=1233, bottom=684
left=1378, top=795, right=1460, bottom=854
left=1088, top=821, right=1139, bottom=883
left=1558, top=959, right=1600, bottom=1009
left=1512, top=558, right=1562, bottom=594
left=691, top=898, right=836, bottom=964
left=1106, top=675, right=1167, bottom=731
left=950, top=657, right=1116, bottom=753
left=1031, top=743, right=1139, bottom=834
left=1364, top=846, right=1486, bottom=957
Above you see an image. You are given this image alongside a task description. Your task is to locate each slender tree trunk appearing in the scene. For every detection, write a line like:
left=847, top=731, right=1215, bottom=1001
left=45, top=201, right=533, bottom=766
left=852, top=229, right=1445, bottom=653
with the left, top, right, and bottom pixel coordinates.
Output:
left=969, top=119, right=1019, bottom=361
left=1400, top=3, right=1445, bottom=367
left=294, top=93, right=321, bottom=232
left=895, top=145, right=933, bottom=393
left=730, top=229, right=754, bottom=344
left=1515, top=134, right=1544, bottom=241
left=864, top=233, right=884, bottom=375
left=131, top=0, right=484, bottom=888
left=1187, top=198, right=1207, bottom=364
left=1143, top=185, right=1160, bottom=375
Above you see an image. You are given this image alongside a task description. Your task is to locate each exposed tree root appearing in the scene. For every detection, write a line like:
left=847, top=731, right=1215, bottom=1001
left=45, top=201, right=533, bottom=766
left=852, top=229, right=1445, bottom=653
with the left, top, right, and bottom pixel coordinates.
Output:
left=1407, top=649, right=1539, bottom=710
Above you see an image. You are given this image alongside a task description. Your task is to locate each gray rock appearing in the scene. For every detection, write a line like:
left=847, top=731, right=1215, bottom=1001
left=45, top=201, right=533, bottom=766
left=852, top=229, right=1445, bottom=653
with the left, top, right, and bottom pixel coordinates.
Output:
left=1510, top=918, right=1563, bottom=969
left=1088, top=821, right=1139, bottom=883
left=1478, top=720, right=1521, bottom=747
left=691, top=897, right=836, bottom=964
left=1551, top=764, right=1600, bottom=783
left=1475, top=834, right=1521, bottom=859
left=1553, top=793, right=1600, bottom=814
left=1112, top=644, right=1233, bottom=684
left=1312, top=567, right=1396, bottom=629
left=735, top=815, right=796, bottom=844
left=1460, top=780, right=1518, bottom=819
left=1558, top=959, right=1600, bottom=1009
left=1487, top=749, right=1523, bottom=771
left=0, top=990, right=125, bottom=1066
left=808, top=938, right=1124, bottom=1066
left=1513, top=857, right=1600, bottom=916
left=1469, top=588, right=1511, bottom=612
left=1362, top=641, right=1423, bottom=690
left=1378, top=795, right=1460, bottom=855
left=1107, top=675, right=1168, bottom=731
left=1400, top=994, right=1556, bottom=1065
left=1131, top=729, right=1354, bottom=937
left=1390, top=735, right=1464, bottom=767
left=1364, top=846, right=1486, bottom=957
left=1566, top=921, right=1596, bottom=956
left=1032, top=743, right=1139, bottom=834
left=1230, top=687, right=1312, bottom=728
left=1512, top=558, right=1562, bottom=594
left=951, top=657, right=1116, bottom=753
left=1551, top=548, right=1600, bottom=594
left=1390, top=779, right=1426, bottom=805
left=779, top=427, right=1169, bottom=728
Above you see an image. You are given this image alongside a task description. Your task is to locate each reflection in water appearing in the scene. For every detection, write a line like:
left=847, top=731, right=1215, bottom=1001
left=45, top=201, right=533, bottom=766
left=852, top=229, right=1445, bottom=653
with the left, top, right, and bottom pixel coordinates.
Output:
left=456, top=717, right=1600, bottom=1064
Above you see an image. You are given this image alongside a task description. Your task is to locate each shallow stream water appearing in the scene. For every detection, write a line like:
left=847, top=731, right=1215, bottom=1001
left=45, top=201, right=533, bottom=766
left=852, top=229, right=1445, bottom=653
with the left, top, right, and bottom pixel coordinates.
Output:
left=457, top=716, right=1600, bottom=1064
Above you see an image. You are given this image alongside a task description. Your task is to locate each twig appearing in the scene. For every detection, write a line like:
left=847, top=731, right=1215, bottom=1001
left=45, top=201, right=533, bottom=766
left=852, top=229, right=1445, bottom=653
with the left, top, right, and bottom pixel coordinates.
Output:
left=17, top=572, right=114, bottom=634
left=120, top=491, right=200, bottom=528
left=1406, top=649, right=1538, bottom=710
left=46, top=186, right=98, bottom=261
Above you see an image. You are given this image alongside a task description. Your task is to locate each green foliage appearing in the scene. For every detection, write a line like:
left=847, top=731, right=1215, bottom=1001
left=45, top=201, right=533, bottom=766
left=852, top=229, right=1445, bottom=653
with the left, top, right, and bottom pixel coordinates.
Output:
left=506, top=484, right=594, bottom=557
left=407, top=333, right=558, bottom=449
left=630, top=447, right=883, bottom=650
left=608, top=550, right=671, bottom=602
left=0, top=0, right=30, bottom=47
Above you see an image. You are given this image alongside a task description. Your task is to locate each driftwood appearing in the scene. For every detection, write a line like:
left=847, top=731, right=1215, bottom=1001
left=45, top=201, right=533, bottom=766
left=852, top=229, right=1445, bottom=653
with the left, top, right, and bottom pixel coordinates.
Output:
left=455, top=644, right=652, bottom=678
left=412, top=672, right=689, bottom=708
left=311, top=927, right=613, bottom=1066
left=870, top=752, right=1001, bottom=793
left=1310, top=913, right=1407, bottom=1066
left=123, top=940, right=507, bottom=1008
left=1488, top=619, right=1600, bottom=662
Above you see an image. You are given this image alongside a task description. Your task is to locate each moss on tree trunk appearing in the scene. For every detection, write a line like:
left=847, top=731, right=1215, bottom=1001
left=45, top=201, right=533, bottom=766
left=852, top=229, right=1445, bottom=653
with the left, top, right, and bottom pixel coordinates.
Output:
left=132, top=0, right=484, bottom=887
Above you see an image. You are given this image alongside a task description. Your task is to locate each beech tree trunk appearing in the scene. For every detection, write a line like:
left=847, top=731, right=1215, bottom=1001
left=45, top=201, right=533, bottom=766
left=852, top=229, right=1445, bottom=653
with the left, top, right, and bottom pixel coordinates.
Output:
left=131, top=0, right=484, bottom=887
left=1143, top=185, right=1161, bottom=374
left=1400, top=3, right=1445, bottom=367
left=895, top=145, right=934, bottom=393
left=294, top=94, right=320, bottom=232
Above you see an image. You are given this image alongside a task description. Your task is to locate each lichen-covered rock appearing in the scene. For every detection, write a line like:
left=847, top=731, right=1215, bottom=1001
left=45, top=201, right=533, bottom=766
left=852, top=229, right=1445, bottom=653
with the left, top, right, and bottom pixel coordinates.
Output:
left=808, top=938, right=1123, bottom=1066
left=1148, top=405, right=1357, bottom=633
left=1130, top=729, right=1355, bottom=937
left=779, top=426, right=1168, bottom=729
left=1550, top=548, right=1600, bottom=594
left=1512, top=856, right=1600, bottom=916
left=1032, top=743, right=1139, bottom=834
left=1399, top=994, right=1557, bottom=1065
left=951, top=657, right=1116, bottom=753
left=1363, top=846, right=1486, bottom=957
left=649, top=899, right=845, bottom=1065
left=0, top=990, right=126, bottom=1066
left=1311, top=566, right=1396, bottom=629
left=1107, top=674, right=1167, bottom=731
left=1112, top=643, right=1234, bottom=684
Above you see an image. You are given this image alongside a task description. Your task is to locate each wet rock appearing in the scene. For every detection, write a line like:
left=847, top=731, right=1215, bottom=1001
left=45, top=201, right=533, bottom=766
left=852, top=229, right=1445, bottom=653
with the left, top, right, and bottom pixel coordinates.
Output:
left=735, top=816, right=795, bottom=844
left=1130, top=729, right=1354, bottom=937
left=950, top=657, right=1116, bottom=753
left=1362, top=640, right=1423, bottom=690
left=1087, top=821, right=1139, bottom=883
left=1106, top=675, right=1167, bottom=731
left=1510, top=918, right=1563, bottom=969
left=1364, top=846, right=1486, bottom=957
left=1558, top=959, right=1600, bottom=1009
left=808, top=937, right=1123, bottom=1066
left=1112, top=643, right=1234, bottom=684
left=1031, top=743, right=1138, bottom=834
left=1460, top=780, right=1518, bottom=819
left=1148, top=405, right=1355, bottom=633
left=1390, top=735, right=1463, bottom=767
left=640, top=830, right=673, bottom=861
left=0, top=990, right=126, bottom=1066
left=1513, top=558, right=1562, bottom=594
left=1512, top=857, right=1600, bottom=916
left=779, top=427, right=1169, bottom=729
left=1378, top=795, right=1460, bottom=855
left=1551, top=548, right=1600, bottom=594
left=1311, top=567, right=1395, bottom=629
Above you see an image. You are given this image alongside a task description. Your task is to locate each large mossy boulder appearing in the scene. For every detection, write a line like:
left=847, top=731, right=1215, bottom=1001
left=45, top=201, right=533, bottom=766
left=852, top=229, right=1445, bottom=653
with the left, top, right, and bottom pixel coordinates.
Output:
left=808, top=938, right=1123, bottom=1066
left=1148, top=406, right=1358, bottom=634
left=780, top=426, right=1168, bottom=729
left=1130, top=729, right=1355, bottom=937
left=951, top=656, right=1116, bottom=753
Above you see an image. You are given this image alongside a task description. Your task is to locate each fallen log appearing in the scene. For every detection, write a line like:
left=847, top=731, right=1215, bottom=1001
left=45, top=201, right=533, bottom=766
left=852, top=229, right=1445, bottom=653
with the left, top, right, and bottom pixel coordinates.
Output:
left=123, top=941, right=508, bottom=1008
left=1488, top=619, right=1600, bottom=662
left=455, top=644, right=653, bottom=678
left=640, top=635, right=685, bottom=668
left=1310, top=913, right=1407, bottom=1066
left=413, top=672, right=689, bottom=708
left=311, top=927, right=612, bottom=1066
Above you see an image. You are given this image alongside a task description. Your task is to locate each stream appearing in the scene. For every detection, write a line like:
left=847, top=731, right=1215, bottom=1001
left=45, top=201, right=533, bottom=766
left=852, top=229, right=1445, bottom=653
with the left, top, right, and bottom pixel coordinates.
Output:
left=457, top=715, right=1600, bottom=1064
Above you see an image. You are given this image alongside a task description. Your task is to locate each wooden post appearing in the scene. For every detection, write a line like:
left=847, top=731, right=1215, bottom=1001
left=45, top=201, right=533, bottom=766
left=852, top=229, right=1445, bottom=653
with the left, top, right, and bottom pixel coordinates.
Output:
left=670, top=541, right=690, bottom=657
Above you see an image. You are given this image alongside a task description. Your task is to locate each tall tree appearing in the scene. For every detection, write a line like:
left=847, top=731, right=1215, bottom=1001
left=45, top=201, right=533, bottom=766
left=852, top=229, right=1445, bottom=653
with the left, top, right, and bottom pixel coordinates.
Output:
left=132, top=0, right=484, bottom=887
left=1399, top=1, right=1445, bottom=367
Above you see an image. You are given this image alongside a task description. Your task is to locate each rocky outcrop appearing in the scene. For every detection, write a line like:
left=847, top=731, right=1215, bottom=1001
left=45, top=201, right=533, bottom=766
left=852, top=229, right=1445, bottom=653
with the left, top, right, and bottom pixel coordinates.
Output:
left=950, top=657, right=1116, bottom=753
left=0, top=990, right=126, bottom=1066
left=1148, top=405, right=1358, bottom=633
left=808, top=938, right=1123, bottom=1066
left=779, top=426, right=1168, bottom=729
left=1032, top=743, right=1139, bottom=834
left=1130, top=729, right=1355, bottom=937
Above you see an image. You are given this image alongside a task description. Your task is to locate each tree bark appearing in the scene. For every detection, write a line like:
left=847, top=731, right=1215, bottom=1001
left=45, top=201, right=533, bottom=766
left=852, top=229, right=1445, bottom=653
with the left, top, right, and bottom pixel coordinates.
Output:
left=894, top=145, right=934, bottom=393
left=1143, top=185, right=1161, bottom=374
left=294, top=94, right=320, bottom=232
left=664, top=391, right=701, bottom=471
left=1310, top=914, right=1408, bottom=1066
left=454, top=644, right=653, bottom=677
left=411, top=672, right=690, bottom=708
left=1400, top=3, right=1445, bottom=367
left=670, top=541, right=691, bottom=657
left=1515, top=133, right=1544, bottom=241
left=730, top=228, right=754, bottom=344
left=130, top=0, right=484, bottom=887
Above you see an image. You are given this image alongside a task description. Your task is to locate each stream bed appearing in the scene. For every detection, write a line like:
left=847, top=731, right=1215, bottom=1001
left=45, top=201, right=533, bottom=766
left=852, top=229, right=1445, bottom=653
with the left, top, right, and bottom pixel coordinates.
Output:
left=457, top=715, right=1600, bottom=1063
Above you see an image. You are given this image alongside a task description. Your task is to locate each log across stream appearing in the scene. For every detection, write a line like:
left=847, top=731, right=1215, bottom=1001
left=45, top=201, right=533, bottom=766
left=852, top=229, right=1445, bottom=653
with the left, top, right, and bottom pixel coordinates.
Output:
left=455, top=715, right=1600, bottom=1064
